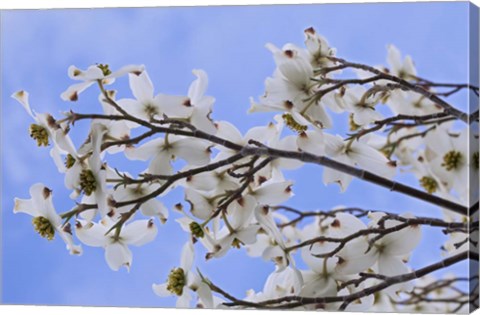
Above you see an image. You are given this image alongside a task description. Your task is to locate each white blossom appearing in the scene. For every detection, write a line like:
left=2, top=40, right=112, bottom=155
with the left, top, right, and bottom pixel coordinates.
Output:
left=14, top=183, right=82, bottom=255
left=76, top=217, right=157, bottom=271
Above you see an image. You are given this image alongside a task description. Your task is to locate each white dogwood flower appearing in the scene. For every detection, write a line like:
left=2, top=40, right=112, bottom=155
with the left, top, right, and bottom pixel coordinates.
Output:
left=125, top=134, right=211, bottom=175
left=254, top=205, right=293, bottom=269
left=425, top=127, right=470, bottom=194
left=251, top=179, right=294, bottom=206
left=388, top=90, right=442, bottom=116
left=301, top=244, right=341, bottom=298
left=76, top=217, right=157, bottom=271
left=323, top=133, right=396, bottom=191
left=113, top=182, right=169, bottom=223
left=12, top=90, right=76, bottom=166
left=184, top=188, right=221, bottom=220
left=184, top=69, right=217, bottom=133
left=61, top=64, right=144, bottom=101
left=14, top=183, right=82, bottom=255
left=386, top=45, right=416, bottom=79
left=96, top=91, right=131, bottom=154
left=246, top=266, right=303, bottom=302
left=303, top=27, right=337, bottom=69
left=337, top=212, right=422, bottom=297
left=337, top=86, right=384, bottom=126
left=64, top=123, right=110, bottom=216
left=214, top=120, right=277, bottom=163
left=250, top=43, right=332, bottom=128
left=202, top=195, right=259, bottom=258
left=153, top=241, right=211, bottom=308
left=118, top=70, right=193, bottom=124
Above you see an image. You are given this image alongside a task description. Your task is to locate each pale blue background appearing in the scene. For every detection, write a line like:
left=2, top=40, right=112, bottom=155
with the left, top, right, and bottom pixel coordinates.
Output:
left=0, top=2, right=472, bottom=307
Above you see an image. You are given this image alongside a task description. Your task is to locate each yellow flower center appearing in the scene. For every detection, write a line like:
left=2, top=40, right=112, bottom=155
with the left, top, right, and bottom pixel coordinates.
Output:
left=97, top=64, right=112, bottom=76
left=167, top=268, right=186, bottom=296
left=231, top=238, right=244, bottom=249
left=441, top=150, right=462, bottom=171
left=282, top=113, right=307, bottom=133
left=189, top=222, right=204, bottom=238
left=419, top=176, right=438, bottom=194
left=65, top=154, right=76, bottom=169
left=32, top=216, right=55, bottom=240
left=29, top=124, right=49, bottom=147
left=80, top=169, right=97, bottom=196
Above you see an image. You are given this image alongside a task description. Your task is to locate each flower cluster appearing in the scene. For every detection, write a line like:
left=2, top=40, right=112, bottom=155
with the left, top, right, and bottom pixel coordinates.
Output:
left=11, top=27, right=477, bottom=312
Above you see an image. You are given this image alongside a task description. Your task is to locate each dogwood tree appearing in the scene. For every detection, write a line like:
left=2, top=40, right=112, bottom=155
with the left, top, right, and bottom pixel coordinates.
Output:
left=12, top=27, right=479, bottom=313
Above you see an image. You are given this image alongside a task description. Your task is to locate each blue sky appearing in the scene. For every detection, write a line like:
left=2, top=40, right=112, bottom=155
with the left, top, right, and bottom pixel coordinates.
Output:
left=0, top=2, right=473, bottom=308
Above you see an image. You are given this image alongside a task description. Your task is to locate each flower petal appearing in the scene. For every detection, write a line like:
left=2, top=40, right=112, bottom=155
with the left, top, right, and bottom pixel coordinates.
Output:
left=329, top=213, right=367, bottom=237
left=152, top=283, right=171, bottom=297
left=196, top=283, right=213, bottom=309
left=215, top=121, right=243, bottom=144
left=57, top=226, right=83, bottom=255
left=378, top=254, right=409, bottom=277
left=176, top=290, right=191, bottom=308
left=254, top=205, right=285, bottom=248
left=322, top=156, right=354, bottom=192
left=122, top=219, right=158, bottom=246
left=182, top=171, right=219, bottom=191
left=336, top=239, right=377, bottom=275
left=297, top=130, right=325, bottom=156
left=228, top=195, right=256, bottom=229
left=253, top=180, right=294, bottom=205
left=155, top=94, right=194, bottom=118
left=185, top=189, right=214, bottom=220
left=236, top=226, right=260, bottom=245
left=188, top=69, right=208, bottom=104
left=125, top=138, right=164, bottom=161
left=129, top=71, right=154, bottom=103
left=13, top=197, right=39, bottom=217
left=75, top=220, right=108, bottom=247
left=60, top=81, right=95, bottom=101
left=141, top=199, right=169, bottom=222
left=108, top=64, right=145, bottom=79
left=349, top=141, right=396, bottom=179
left=172, top=137, right=211, bottom=166
left=68, top=65, right=103, bottom=81
left=105, top=242, right=132, bottom=271
left=180, top=241, right=195, bottom=271
left=382, top=223, right=422, bottom=256
left=387, top=45, right=402, bottom=74
left=11, top=90, right=34, bottom=118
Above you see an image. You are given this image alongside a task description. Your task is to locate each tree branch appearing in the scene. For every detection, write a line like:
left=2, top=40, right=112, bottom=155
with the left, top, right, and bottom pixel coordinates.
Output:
left=217, top=251, right=469, bottom=309
left=328, top=56, right=469, bottom=123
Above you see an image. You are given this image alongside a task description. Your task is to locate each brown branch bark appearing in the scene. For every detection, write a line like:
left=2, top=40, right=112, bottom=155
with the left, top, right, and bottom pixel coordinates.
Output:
left=216, top=251, right=469, bottom=309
